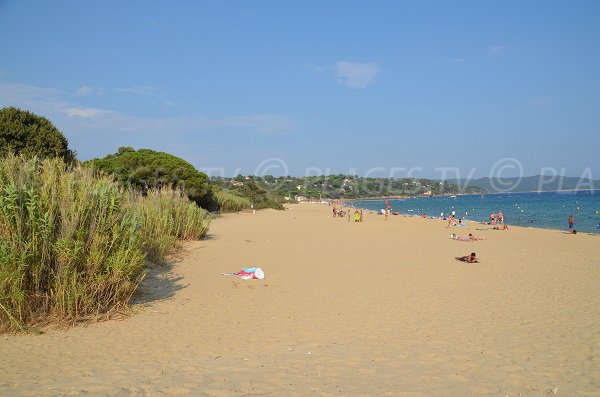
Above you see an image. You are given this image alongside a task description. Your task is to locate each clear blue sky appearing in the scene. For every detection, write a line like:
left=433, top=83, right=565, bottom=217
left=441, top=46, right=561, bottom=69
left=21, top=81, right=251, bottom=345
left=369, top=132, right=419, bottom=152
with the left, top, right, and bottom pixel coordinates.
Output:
left=1, top=0, right=599, bottom=179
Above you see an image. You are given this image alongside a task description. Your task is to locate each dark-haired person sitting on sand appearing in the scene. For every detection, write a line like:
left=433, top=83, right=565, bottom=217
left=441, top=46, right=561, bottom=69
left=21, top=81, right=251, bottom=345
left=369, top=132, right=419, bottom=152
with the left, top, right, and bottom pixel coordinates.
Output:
left=456, top=252, right=479, bottom=263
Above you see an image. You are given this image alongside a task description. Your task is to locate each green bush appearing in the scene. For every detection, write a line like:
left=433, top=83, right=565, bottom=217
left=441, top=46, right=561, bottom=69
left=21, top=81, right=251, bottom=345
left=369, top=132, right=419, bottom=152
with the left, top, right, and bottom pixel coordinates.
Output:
left=0, top=107, right=76, bottom=163
left=0, top=155, right=211, bottom=332
left=233, top=180, right=284, bottom=210
left=86, top=148, right=212, bottom=208
left=214, top=189, right=252, bottom=213
left=129, top=188, right=211, bottom=263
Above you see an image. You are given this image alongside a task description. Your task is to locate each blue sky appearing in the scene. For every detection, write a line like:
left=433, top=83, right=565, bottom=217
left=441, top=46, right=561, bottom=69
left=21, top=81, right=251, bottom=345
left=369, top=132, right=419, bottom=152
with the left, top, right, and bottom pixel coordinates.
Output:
left=1, top=0, right=599, bottom=179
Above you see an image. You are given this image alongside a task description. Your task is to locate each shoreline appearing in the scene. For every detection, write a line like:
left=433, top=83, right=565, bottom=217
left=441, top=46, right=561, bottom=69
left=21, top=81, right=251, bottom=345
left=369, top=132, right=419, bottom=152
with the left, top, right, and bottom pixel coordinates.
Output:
left=324, top=201, right=594, bottom=236
left=343, top=192, right=600, bottom=234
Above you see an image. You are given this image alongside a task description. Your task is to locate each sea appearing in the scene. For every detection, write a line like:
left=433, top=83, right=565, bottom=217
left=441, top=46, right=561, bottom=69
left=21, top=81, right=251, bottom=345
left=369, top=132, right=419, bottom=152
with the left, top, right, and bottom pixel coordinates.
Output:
left=349, top=190, right=600, bottom=234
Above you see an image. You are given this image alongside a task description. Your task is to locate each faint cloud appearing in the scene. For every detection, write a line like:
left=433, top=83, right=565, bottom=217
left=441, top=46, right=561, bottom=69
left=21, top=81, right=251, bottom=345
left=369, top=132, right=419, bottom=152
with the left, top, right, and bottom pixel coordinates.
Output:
left=65, top=107, right=111, bottom=118
left=333, top=61, right=381, bottom=88
left=76, top=86, right=105, bottom=96
left=0, top=82, right=66, bottom=113
left=110, top=113, right=295, bottom=135
left=0, top=80, right=300, bottom=172
left=525, top=96, right=555, bottom=108
left=489, top=45, right=504, bottom=56
left=114, top=85, right=156, bottom=95
left=302, top=63, right=328, bottom=74
left=210, top=114, right=295, bottom=134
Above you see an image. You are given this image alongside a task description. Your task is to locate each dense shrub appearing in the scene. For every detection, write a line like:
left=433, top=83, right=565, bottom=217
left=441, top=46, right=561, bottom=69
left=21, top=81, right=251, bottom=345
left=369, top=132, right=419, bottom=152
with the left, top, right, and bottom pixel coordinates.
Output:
left=0, top=107, right=76, bottom=163
left=86, top=148, right=212, bottom=208
left=235, top=180, right=284, bottom=210
left=0, top=155, right=210, bottom=332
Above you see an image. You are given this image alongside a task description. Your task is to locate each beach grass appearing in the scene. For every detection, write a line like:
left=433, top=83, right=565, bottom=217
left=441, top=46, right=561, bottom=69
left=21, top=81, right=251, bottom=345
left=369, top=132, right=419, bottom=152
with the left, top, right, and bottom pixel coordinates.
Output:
left=214, top=189, right=252, bottom=213
left=128, top=188, right=211, bottom=264
left=0, top=155, right=210, bottom=332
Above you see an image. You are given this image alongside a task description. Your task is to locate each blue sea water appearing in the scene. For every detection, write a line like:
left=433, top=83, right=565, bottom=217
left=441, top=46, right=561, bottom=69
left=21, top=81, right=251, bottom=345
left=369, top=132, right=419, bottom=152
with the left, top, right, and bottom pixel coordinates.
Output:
left=350, top=190, right=600, bottom=234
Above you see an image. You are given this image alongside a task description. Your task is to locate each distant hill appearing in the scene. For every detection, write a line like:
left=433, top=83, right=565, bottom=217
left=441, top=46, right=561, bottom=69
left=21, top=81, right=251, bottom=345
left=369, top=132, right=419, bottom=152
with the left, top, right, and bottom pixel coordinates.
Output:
left=447, top=175, right=600, bottom=193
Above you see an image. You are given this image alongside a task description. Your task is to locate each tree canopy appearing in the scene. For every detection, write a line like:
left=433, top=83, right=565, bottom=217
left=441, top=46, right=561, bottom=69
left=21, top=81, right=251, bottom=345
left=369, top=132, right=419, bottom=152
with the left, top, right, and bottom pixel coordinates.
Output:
left=87, top=148, right=212, bottom=207
left=0, top=107, right=76, bottom=162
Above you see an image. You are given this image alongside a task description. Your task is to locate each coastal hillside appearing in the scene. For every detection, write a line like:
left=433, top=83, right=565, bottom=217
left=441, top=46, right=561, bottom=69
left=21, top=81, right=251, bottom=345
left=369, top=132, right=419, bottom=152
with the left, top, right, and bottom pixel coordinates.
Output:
left=448, top=175, right=600, bottom=193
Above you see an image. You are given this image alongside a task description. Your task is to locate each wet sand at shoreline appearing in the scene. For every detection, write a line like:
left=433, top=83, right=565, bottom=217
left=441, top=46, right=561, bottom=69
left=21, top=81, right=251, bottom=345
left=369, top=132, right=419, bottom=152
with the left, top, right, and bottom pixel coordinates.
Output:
left=1, top=203, right=599, bottom=396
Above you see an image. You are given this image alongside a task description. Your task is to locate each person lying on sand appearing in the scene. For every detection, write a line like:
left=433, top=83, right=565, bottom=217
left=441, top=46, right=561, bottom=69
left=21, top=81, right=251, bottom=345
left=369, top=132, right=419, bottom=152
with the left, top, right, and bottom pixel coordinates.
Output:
left=450, top=233, right=484, bottom=241
left=456, top=252, right=479, bottom=263
left=493, top=224, right=509, bottom=230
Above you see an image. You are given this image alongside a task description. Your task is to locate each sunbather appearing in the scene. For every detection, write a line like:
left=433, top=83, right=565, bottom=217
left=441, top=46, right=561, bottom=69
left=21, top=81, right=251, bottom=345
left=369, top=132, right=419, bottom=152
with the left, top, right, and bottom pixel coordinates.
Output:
left=456, top=252, right=478, bottom=263
left=450, top=233, right=483, bottom=241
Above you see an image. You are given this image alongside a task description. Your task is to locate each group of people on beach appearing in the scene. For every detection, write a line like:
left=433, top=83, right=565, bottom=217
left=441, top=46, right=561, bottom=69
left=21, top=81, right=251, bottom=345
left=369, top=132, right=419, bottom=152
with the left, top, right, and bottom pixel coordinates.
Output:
left=331, top=206, right=363, bottom=222
left=489, top=211, right=504, bottom=225
left=445, top=210, right=468, bottom=228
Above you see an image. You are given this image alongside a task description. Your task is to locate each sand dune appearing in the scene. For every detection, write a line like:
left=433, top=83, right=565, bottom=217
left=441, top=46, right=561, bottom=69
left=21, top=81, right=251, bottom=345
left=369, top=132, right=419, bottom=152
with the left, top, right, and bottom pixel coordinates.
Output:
left=1, top=203, right=599, bottom=396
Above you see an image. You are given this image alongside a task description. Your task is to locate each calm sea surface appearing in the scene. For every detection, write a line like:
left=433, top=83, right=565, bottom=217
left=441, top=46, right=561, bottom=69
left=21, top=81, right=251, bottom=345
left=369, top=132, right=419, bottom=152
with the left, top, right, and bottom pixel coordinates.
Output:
left=350, top=190, right=600, bottom=233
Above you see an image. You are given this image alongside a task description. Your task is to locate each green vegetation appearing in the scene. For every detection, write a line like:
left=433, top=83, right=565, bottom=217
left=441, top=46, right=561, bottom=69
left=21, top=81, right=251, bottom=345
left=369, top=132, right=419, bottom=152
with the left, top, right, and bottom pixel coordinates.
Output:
left=0, top=107, right=76, bottom=163
left=88, top=148, right=288, bottom=212
left=86, top=148, right=213, bottom=209
left=213, top=189, right=252, bottom=213
left=129, top=188, right=211, bottom=263
left=212, top=174, right=485, bottom=201
left=231, top=179, right=285, bottom=210
left=0, top=155, right=210, bottom=332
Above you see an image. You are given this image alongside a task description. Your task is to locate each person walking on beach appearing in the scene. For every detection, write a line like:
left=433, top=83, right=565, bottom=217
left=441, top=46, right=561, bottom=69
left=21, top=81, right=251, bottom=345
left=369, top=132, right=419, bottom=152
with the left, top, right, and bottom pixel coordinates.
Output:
left=360, top=210, right=363, bottom=222
left=568, top=214, right=575, bottom=233
left=347, top=209, right=351, bottom=222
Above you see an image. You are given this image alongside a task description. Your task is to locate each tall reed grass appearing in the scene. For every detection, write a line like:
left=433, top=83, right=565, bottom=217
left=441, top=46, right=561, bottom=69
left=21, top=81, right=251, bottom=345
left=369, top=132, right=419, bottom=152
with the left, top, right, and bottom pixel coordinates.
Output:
left=0, top=155, right=210, bottom=332
left=215, top=189, right=252, bottom=213
left=128, top=188, right=211, bottom=263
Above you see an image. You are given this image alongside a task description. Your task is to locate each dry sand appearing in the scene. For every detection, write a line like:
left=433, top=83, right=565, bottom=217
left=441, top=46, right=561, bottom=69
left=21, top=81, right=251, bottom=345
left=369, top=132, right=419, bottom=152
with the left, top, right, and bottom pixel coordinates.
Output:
left=1, top=203, right=599, bottom=397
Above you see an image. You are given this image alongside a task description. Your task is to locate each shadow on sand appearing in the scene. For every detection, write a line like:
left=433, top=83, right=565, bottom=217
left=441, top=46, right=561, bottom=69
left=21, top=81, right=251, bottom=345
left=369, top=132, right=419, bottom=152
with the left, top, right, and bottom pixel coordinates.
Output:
left=130, top=260, right=188, bottom=306
left=130, top=236, right=216, bottom=307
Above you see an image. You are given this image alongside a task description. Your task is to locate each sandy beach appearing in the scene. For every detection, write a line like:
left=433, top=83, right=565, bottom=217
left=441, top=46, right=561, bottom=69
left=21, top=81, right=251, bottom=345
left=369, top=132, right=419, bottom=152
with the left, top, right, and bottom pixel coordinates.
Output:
left=1, top=203, right=599, bottom=396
